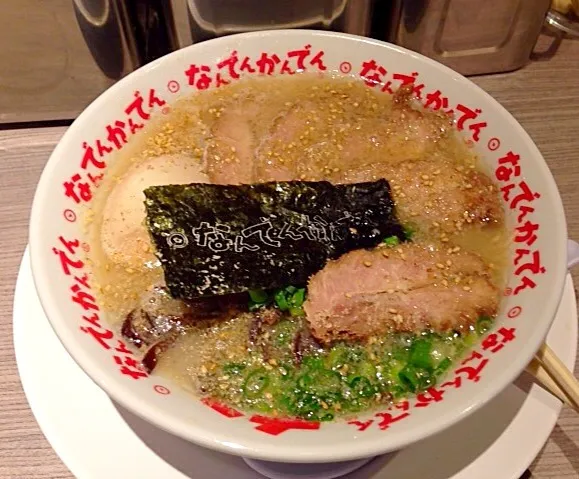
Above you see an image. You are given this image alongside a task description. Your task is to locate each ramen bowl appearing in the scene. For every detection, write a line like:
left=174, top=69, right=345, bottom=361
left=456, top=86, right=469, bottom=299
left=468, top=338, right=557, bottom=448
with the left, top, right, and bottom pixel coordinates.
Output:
left=29, top=30, right=567, bottom=463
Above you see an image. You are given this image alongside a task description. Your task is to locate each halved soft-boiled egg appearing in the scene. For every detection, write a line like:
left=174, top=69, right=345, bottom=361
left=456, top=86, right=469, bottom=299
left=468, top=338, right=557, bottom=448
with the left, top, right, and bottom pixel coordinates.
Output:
left=100, top=153, right=208, bottom=268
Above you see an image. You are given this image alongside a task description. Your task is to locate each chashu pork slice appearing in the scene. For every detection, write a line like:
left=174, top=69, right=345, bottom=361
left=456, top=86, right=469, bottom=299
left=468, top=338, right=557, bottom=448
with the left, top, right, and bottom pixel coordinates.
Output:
left=304, top=241, right=499, bottom=344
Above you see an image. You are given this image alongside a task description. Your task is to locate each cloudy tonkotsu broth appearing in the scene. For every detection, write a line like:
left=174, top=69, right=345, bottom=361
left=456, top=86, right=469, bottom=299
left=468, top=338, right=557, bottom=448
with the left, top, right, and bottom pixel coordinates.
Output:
left=86, top=74, right=509, bottom=421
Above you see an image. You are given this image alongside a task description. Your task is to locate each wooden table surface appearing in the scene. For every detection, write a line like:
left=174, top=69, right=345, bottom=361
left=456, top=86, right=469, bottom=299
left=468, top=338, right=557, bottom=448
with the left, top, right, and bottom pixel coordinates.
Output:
left=2, top=37, right=579, bottom=479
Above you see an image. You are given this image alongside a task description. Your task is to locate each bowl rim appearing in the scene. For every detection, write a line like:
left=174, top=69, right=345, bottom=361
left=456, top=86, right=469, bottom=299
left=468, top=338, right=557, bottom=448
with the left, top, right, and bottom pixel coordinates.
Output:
left=28, top=28, right=568, bottom=463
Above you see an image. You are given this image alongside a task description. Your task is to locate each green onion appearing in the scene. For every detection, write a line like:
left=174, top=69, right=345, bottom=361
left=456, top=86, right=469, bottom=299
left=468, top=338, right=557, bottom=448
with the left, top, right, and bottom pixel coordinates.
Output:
left=417, top=374, right=434, bottom=390
left=403, top=225, right=415, bottom=240
left=290, top=288, right=306, bottom=307
left=349, top=376, right=375, bottom=397
left=358, top=361, right=377, bottom=379
left=476, top=316, right=493, bottom=335
left=399, top=365, right=420, bottom=392
left=316, top=370, right=342, bottom=390
left=243, top=368, right=270, bottom=398
left=297, top=374, right=313, bottom=390
left=249, top=289, right=269, bottom=303
left=344, top=345, right=365, bottom=363
left=295, top=394, right=322, bottom=417
left=320, top=412, right=335, bottom=422
left=327, top=347, right=347, bottom=370
left=399, top=365, right=433, bottom=392
left=273, top=286, right=306, bottom=313
left=409, top=339, right=433, bottom=369
left=302, top=356, right=324, bottom=369
left=434, top=357, right=452, bottom=376
left=385, top=358, right=406, bottom=380
left=253, top=401, right=274, bottom=413
left=383, top=235, right=400, bottom=246
left=274, top=289, right=289, bottom=311
left=289, top=306, right=305, bottom=317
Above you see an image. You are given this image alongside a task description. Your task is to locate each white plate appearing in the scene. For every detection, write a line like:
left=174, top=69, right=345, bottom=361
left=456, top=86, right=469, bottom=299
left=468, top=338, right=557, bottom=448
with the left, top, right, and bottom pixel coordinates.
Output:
left=14, top=248, right=577, bottom=479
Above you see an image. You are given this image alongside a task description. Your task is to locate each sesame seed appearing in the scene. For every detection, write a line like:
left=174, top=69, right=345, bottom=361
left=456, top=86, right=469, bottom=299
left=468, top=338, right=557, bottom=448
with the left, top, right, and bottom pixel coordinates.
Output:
left=421, top=175, right=430, bottom=180
left=442, top=279, right=449, bottom=287
left=436, top=263, right=445, bottom=269
left=387, top=289, right=395, bottom=294
left=389, top=308, right=398, bottom=314
left=463, top=286, right=472, bottom=291
left=446, top=260, right=452, bottom=266
left=364, top=261, right=372, bottom=267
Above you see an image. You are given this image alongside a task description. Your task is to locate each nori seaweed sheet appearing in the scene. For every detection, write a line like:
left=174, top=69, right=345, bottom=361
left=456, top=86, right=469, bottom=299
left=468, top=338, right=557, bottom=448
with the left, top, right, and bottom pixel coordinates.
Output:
left=144, top=180, right=405, bottom=300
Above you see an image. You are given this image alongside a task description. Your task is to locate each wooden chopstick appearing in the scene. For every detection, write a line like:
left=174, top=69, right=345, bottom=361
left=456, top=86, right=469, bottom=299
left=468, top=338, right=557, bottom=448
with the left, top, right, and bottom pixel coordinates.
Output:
left=527, top=342, right=579, bottom=412
left=526, top=357, right=578, bottom=411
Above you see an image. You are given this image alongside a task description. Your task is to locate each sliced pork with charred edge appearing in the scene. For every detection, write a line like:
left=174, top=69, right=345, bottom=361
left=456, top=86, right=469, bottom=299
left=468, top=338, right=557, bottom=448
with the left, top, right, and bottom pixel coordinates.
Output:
left=304, top=241, right=500, bottom=344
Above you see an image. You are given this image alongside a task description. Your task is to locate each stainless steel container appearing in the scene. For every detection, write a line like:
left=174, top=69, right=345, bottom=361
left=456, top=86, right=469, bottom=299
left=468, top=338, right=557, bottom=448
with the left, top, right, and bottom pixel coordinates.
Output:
left=0, top=0, right=577, bottom=124
left=388, top=0, right=553, bottom=76
left=179, top=0, right=572, bottom=76
left=182, top=0, right=395, bottom=42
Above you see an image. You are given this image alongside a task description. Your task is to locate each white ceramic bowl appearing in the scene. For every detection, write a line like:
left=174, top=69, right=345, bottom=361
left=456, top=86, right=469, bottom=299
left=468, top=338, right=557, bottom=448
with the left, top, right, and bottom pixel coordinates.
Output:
left=29, top=30, right=567, bottom=463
